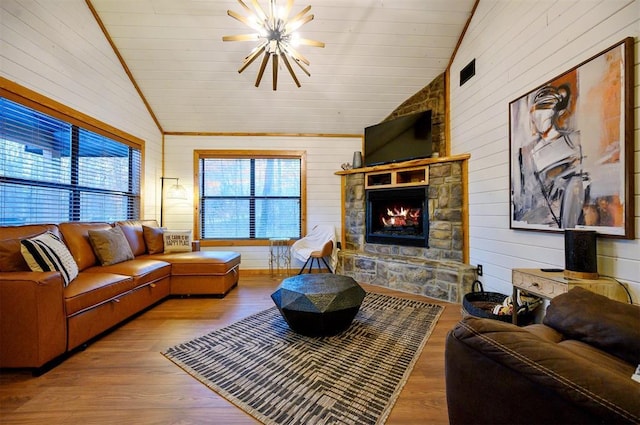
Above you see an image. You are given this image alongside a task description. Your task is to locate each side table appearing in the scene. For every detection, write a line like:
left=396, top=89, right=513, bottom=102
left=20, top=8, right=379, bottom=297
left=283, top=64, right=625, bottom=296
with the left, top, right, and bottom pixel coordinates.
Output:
left=511, top=268, right=629, bottom=325
left=269, top=238, right=291, bottom=277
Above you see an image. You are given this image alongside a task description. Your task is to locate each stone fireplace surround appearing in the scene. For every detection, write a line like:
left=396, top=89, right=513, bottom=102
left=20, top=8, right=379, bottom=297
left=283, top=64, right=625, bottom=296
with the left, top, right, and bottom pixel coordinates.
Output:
left=336, top=156, right=476, bottom=303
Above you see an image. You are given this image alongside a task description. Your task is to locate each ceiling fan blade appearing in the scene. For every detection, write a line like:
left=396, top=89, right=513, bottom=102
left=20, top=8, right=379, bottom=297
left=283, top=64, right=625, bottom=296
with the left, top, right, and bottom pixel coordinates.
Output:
left=284, top=45, right=310, bottom=66
left=238, top=43, right=267, bottom=73
left=236, top=0, right=252, bottom=13
left=223, top=34, right=259, bottom=42
left=286, top=14, right=313, bottom=33
left=272, top=53, right=279, bottom=91
left=291, top=56, right=310, bottom=77
left=227, top=10, right=262, bottom=31
left=250, top=0, right=268, bottom=21
left=282, top=0, right=294, bottom=19
left=255, top=52, right=270, bottom=87
left=281, top=54, right=301, bottom=87
left=290, top=5, right=311, bottom=23
left=268, top=0, right=276, bottom=20
left=282, top=47, right=311, bottom=76
left=298, top=38, right=325, bottom=48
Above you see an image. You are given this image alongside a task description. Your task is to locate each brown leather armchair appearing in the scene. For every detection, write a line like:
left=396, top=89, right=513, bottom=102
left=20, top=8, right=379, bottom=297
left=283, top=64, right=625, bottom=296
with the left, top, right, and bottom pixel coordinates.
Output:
left=445, top=287, right=640, bottom=424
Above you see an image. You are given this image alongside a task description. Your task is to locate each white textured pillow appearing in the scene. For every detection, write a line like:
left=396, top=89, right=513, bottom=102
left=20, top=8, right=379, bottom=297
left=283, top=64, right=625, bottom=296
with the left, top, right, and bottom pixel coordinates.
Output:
left=163, top=230, right=192, bottom=253
left=20, top=231, right=79, bottom=286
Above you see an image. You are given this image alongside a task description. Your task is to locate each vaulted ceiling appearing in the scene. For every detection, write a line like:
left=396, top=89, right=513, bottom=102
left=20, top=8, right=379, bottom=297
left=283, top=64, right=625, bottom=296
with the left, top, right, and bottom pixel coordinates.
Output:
left=89, top=0, right=475, bottom=135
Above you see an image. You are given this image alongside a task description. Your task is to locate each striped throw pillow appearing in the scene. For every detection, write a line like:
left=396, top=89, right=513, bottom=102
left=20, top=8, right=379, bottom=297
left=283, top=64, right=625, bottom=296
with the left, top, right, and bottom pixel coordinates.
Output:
left=20, top=231, right=79, bottom=286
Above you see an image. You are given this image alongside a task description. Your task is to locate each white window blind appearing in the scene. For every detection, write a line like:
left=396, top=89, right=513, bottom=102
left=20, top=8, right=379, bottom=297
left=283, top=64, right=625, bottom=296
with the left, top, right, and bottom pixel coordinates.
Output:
left=199, top=156, right=301, bottom=239
left=0, top=97, right=141, bottom=225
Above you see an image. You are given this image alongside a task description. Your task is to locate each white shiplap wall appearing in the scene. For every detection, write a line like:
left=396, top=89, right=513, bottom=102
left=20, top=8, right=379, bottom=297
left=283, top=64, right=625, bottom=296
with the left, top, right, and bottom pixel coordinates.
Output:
left=163, top=135, right=362, bottom=270
left=0, top=0, right=163, bottom=217
left=450, top=0, right=640, bottom=303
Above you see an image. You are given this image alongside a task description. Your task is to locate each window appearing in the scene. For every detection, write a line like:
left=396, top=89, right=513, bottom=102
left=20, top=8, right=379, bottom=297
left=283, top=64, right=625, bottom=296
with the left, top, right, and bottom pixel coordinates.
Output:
left=0, top=96, right=142, bottom=225
left=198, top=151, right=305, bottom=241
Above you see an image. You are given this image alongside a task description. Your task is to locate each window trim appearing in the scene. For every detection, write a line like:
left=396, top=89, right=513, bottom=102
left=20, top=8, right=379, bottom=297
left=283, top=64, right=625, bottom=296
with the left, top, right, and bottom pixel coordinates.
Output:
left=194, top=149, right=307, bottom=247
left=0, top=77, right=146, bottom=221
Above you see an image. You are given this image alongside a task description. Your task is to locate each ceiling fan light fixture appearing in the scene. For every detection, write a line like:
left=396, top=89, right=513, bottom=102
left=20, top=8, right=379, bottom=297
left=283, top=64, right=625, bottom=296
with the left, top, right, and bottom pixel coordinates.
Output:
left=223, top=0, right=324, bottom=90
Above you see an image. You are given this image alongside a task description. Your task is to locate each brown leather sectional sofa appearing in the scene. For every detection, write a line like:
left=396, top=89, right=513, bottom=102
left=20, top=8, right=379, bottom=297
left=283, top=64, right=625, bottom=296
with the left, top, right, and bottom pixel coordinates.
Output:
left=445, top=287, right=640, bottom=424
left=0, top=220, right=240, bottom=371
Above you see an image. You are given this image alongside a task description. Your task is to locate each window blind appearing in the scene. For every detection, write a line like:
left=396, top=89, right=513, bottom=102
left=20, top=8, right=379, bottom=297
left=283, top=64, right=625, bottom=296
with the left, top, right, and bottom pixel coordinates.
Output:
left=0, top=97, right=141, bottom=225
left=200, top=156, right=301, bottom=239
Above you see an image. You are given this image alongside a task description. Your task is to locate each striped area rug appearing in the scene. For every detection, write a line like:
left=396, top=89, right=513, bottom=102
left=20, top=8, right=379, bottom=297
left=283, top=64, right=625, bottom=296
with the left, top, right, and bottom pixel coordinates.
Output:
left=162, top=292, right=443, bottom=425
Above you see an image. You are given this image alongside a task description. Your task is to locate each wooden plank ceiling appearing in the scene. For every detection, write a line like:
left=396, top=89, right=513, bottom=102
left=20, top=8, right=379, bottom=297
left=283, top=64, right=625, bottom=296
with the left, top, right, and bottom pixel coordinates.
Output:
left=89, top=0, right=475, bottom=135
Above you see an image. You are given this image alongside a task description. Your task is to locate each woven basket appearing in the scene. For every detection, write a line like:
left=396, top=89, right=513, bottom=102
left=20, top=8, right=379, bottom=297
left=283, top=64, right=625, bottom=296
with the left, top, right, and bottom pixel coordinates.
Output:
left=462, top=280, right=535, bottom=324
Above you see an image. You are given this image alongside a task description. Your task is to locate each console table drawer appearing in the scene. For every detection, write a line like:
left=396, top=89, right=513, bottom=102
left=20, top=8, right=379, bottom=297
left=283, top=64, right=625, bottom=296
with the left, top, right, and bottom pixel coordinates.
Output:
left=512, top=273, right=566, bottom=298
left=511, top=268, right=629, bottom=325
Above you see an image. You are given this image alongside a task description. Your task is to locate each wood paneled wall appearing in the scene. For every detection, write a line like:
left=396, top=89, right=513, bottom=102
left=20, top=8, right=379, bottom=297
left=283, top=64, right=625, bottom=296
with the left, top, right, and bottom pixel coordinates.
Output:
left=449, top=0, right=640, bottom=303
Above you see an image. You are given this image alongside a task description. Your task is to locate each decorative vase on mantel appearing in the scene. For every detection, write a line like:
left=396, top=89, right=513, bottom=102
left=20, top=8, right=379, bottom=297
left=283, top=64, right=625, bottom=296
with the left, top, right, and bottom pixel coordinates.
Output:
left=353, top=151, right=363, bottom=169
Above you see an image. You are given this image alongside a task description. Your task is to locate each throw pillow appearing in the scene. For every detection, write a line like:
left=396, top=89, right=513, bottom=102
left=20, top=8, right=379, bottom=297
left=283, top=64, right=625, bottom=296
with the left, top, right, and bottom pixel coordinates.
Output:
left=20, top=232, right=79, bottom=286
left=142, top=225, right=165, bottom=254
left=88, top=226, right=135, bottom=266
left=163, top=230, right=192, bottom=253
left=543, top=287, right=640, bottom=365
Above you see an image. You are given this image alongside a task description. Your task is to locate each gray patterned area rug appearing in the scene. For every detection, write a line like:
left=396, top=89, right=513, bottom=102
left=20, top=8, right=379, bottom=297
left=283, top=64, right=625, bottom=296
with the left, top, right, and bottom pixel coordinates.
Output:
left=162, top=292, right=444, bottom=425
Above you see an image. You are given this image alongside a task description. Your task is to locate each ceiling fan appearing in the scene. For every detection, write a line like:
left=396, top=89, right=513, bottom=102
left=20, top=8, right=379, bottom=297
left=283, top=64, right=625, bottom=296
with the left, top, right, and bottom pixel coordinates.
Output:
left=222, top=0, right=325, bottom=90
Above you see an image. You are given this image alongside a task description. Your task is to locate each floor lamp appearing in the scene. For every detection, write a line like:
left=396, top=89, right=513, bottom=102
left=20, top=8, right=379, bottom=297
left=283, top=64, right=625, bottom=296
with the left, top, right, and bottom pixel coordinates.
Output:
left=160, top=177, right=187, bottom=227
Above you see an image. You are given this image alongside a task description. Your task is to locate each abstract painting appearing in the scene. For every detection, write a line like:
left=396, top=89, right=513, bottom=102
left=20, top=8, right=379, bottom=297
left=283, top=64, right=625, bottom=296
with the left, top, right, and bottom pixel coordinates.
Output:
left=509, top=38, right=634, bottom=238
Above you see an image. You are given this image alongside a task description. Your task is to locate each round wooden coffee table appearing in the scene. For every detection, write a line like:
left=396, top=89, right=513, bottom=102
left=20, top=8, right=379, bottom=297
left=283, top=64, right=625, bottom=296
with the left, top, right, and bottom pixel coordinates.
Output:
left=271, top=274, right=366, bottom=336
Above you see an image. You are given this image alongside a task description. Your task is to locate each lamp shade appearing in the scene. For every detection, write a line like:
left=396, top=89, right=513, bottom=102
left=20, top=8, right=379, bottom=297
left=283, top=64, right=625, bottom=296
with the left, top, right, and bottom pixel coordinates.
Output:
left=160, top=177, right=187, bottom=227
left=166, top=183, right=187, bottom=200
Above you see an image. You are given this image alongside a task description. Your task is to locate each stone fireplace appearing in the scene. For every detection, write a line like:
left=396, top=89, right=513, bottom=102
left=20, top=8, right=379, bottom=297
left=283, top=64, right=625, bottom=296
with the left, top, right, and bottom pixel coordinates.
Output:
left=336, top=156, right=476, bottom=303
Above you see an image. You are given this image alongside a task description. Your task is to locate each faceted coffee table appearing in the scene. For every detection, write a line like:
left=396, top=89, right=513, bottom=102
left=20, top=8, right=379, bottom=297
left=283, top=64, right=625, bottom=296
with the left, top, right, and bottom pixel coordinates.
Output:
left=271, top=274, right=366, bottom=337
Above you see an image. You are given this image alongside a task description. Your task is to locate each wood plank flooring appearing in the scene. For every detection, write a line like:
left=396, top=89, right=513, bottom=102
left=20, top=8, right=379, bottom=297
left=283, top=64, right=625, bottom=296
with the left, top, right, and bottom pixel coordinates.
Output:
left=0, top=276, right=461, bottom=424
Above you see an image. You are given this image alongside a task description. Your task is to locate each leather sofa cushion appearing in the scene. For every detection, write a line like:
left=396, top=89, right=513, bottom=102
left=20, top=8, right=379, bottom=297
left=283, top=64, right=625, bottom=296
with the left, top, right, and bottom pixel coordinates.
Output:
left=84, top=258, right=171, bottom=287
left=558, top=339, right=634, bottom=377
left=543, top=287, right=640, bottom=364
left=59, top=222, right=112, bottom=271
left=149, top=251, right=241, bottom=275
left=523, top=323, right=563, bottom=343
left=0, top=224, right=59, bottom=272
left=64, top=272, right=135, bottom=316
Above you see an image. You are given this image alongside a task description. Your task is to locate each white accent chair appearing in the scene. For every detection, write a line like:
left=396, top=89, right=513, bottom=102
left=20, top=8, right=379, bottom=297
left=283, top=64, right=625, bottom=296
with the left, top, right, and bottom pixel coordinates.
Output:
left=291, top=225, right=337, bottom=274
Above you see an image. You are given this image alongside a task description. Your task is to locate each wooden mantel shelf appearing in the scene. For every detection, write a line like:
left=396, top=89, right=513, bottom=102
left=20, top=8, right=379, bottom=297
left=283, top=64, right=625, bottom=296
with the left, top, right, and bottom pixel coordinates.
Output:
left=334, top=153, right=471, bottom=175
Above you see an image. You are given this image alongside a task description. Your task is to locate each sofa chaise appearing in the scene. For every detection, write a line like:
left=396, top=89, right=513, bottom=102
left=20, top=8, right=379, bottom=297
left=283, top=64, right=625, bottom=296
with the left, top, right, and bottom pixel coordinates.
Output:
left=0, top=220, right=240, bottom=371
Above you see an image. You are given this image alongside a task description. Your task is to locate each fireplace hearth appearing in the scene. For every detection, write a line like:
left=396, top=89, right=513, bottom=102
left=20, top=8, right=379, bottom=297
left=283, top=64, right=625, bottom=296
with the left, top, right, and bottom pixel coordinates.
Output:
left=366, top=186, right=429, bottom=247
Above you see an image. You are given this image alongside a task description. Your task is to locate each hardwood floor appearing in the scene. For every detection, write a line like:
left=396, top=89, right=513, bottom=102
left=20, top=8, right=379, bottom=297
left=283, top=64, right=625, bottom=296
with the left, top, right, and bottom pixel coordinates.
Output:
left=0, top=276, right=461, bottom=425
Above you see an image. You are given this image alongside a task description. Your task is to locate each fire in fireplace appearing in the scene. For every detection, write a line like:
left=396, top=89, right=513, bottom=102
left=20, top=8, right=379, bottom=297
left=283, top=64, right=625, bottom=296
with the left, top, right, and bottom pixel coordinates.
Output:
left=366, top=187, right=429, bottom=247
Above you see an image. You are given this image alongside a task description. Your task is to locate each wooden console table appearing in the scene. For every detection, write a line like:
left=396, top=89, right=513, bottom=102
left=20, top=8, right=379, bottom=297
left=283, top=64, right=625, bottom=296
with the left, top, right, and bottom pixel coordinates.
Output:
left=511, top=268, right=629, bottom=325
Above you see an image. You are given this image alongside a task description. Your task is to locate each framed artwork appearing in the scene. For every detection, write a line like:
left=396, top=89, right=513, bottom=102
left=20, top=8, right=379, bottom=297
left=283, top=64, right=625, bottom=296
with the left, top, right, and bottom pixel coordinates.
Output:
left=509, top=37, right=634, bottom=238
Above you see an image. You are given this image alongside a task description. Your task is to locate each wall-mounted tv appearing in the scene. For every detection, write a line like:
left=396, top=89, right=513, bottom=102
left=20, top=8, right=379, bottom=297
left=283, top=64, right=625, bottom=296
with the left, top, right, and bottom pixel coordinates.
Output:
left=364, top=110, right=432, bottom=167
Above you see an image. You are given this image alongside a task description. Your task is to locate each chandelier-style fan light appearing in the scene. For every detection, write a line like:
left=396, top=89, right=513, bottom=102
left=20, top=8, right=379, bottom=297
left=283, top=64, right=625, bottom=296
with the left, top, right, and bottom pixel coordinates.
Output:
left=222, top=0, right=325, bottom=90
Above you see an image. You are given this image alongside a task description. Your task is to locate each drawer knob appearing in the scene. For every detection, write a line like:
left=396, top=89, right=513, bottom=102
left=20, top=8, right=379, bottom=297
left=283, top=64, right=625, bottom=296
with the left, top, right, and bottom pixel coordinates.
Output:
left=531, top=282, right=540, bottom=287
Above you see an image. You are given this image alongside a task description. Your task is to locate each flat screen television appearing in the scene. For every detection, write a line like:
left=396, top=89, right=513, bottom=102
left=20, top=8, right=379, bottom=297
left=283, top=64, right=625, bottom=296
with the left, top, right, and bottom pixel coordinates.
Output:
left=363, top=110, right=432, bottom=167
